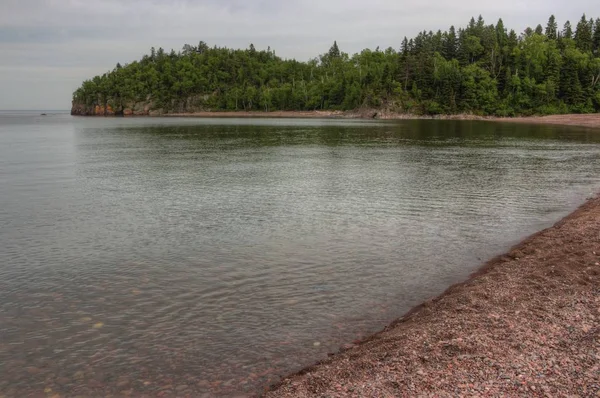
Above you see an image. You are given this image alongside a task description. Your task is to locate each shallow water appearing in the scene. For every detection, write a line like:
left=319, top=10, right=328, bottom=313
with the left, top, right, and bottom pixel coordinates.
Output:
left=1, top=112, right=600, bottom=396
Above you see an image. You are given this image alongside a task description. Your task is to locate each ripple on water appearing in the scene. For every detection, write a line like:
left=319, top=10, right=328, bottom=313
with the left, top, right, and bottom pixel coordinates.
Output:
left=1, top=117, right=600, bottom=395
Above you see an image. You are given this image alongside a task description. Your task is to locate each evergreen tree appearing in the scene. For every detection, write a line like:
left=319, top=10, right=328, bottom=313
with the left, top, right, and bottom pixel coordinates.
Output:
left=545, top=15, right=558, bottom=40
left=496, top=19, right=507, bottom=47
left=507, top=29, right=518, bottom=48
left=574, top=14, right=593, bottom=51
left=468, top=17, right=476, bottom=32
left=328, top=41, right=341, bottom=58
left=593, top=18, right=600, bottom=55
left=560, top=48, right=585, bottom=107
left=544, top=40, right=562, bottom=94
left=563, top=21, right=573, bottom=39
left=442, top=26, right=458, bottom=59
left=535, top=24, right=544, bottom=35
left=401, top=37, right=409, bottom=55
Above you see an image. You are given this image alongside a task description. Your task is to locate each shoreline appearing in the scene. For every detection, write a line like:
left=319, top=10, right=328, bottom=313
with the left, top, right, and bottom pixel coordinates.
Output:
left=265, top=195, right=600, bottom=397
left=76, top=111, right=600, bottom=129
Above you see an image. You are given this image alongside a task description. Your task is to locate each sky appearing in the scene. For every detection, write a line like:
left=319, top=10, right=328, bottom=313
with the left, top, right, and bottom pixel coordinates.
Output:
left=0, top=0, right=597, bottom=110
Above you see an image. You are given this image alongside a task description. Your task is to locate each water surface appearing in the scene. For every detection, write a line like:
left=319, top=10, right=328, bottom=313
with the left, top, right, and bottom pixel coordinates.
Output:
left=1, top=113, right=600, bottom=396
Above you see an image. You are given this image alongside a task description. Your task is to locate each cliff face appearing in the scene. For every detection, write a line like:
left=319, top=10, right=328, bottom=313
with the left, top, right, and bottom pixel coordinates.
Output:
left=71, top=100, right=158, bottom=116
left=71, top=102, right=114, bottom=116
left=71, top=94, right=213, bottom=116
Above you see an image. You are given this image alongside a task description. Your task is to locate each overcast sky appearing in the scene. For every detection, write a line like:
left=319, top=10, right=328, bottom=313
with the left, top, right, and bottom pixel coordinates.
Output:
left=0, top=0, right=597, bottom=110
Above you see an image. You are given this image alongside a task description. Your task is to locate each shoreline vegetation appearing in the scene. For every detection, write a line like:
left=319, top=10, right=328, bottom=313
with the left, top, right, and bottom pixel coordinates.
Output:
left=72, top=14, right=600, bottom=118
left=265, top=195, right=600, bottom=397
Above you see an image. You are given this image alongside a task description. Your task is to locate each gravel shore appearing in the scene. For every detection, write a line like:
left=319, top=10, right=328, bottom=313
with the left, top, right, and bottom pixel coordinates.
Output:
left=162, top=111, right=600, bottom=130
left=497, top=114, right=600, bottom=129
left=265, top=196, right=600, bottom=397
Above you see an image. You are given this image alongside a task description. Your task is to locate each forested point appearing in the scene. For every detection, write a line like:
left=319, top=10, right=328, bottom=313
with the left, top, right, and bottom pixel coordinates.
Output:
left=72, top=14, right=600, bottom=116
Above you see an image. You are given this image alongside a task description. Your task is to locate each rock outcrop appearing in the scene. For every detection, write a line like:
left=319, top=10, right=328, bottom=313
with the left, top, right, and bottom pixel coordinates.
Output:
left=71, top=100, right=157, bottom=116
left=71, top=95, right=211, bottom=116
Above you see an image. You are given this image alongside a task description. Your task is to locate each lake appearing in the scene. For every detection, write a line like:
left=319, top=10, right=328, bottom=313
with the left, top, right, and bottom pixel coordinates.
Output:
left=1, top=112, right=599, bottom=396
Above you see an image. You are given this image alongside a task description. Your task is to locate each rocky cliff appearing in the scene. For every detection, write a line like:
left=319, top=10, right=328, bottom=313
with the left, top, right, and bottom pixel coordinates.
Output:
left=70, top=100, right=158, bottom=116
left=70, top=94, right=214, bottom=116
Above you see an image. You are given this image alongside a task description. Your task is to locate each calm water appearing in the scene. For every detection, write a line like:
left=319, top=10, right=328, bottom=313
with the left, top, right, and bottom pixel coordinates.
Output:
left=1, top=112, right=600, bottom=396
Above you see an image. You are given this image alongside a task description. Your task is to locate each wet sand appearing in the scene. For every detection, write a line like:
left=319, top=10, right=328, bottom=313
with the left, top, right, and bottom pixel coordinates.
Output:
left=265, top=195, right=600, bottom=397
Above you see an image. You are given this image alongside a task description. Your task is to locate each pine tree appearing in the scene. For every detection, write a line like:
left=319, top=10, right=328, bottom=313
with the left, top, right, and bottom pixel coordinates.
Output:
left=468, top=17, right=476, bottom=32
left=574, top=14, right=593, bottom=51
left=593, top=18, right=600, bottom=55
left=457, top=28, right=468, bottom=65
left=496, top=19, right=508, bottom=47
left=197, top=41, right=209, bottom=54
left=535, top=24, right=544, bottom=35
left=560, top=51, right=584, bottom=106
left=442, top=26, right=458, bottom=59
left=475, top=15, right=485, bottom=37
left=401, top=37, right=409, bottom=55
left=507, top=30, right=518, bottom=47
left=432, top=30, right=444, bottom=54
left=328, top=41, right=341, bottom=58
left=545, top=15, right=558, bottom=40
left=563, top=21, right=573, bottom=39
left=544, top=41, right=562, bottom=99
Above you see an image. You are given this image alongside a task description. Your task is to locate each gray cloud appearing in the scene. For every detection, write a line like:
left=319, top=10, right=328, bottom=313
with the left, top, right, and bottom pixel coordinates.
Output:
left=0, top=0, right=597, bottom=109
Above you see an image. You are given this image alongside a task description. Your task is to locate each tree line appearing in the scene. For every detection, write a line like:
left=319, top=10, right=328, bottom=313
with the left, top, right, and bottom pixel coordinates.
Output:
left=73, top=14, right=600, bottom=116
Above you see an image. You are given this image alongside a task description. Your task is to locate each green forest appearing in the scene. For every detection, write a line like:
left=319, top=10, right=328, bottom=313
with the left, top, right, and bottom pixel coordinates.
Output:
left=72, top=14, right=600, bottom=116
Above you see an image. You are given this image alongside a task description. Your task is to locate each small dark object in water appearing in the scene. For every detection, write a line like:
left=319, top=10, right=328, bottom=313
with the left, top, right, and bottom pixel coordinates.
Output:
left=40, top=113, right=47, bottom=116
